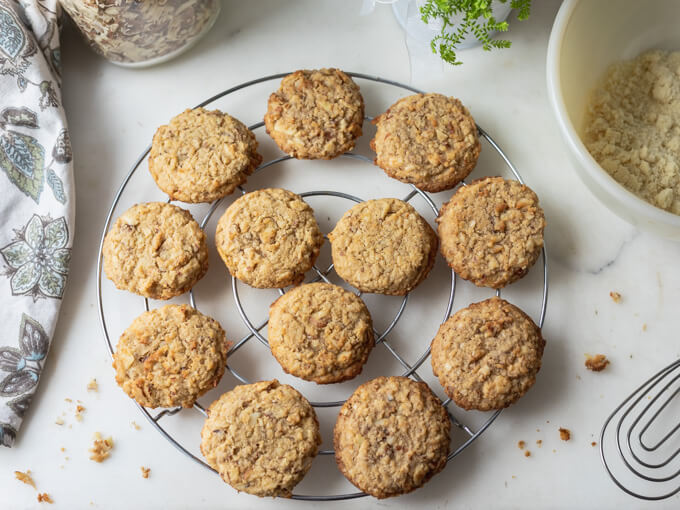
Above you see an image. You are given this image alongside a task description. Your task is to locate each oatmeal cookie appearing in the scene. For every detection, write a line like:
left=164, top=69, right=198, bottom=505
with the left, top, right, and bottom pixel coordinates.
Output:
left=148, top=108, right=262, bottom=203
left=437, top=177, right=545, bottom=289
left=215, top=188, right=323, bottom=288
left=264, top=68, right=364, bottom=159
left=103, top=202, right=208, bottom=299
left=431, top=297, right=545, bottom=411
left=327, top=198, right=437, bottom=295
left=371, top=93, right=481, bottom=192
left=268, top=283, right=374, bottom=384
left=113, top=304, right=228, bottom=408
left=334, top=376, right=450, bottom=498
left=200, top=380, right=321, bottom=497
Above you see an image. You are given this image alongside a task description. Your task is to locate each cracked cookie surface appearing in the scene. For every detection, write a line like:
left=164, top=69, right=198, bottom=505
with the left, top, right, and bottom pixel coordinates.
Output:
left=437, top=177, right=545, bottom=289
left=103, top=202, right=208, bottom=299
left=431, top=297, right=545, bottom=411
left=113, top=304, right=228, bottom=408
left=264, top=68, right=364, bottom=159
left=269, top=283, right=374, bottom=384
left=328, top=198, right=437, bottom=295
left=334, top=376, right=450, bottom=498
left=200, top=380, right=321, bottom=497
left=215, top=188, right=324, bottom=288
left=149, top=108, right=262, bottom=203
left=371, top=93, right=480, bottom=191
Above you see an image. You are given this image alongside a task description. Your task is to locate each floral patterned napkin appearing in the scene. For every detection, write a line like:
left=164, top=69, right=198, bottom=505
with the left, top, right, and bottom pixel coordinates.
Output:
left=0, top=0, right=74, bottom=447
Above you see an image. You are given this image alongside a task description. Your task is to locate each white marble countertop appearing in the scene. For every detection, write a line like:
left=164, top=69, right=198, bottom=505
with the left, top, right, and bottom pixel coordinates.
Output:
left=3, top=1, right=680, bottom=508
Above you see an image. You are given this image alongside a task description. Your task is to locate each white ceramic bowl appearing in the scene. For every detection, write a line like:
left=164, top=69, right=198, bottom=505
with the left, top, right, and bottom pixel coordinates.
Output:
left=546, top=0, right=680, bottom=239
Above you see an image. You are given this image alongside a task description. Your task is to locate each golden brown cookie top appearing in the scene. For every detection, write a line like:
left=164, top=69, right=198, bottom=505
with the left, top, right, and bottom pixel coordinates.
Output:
left=200, top=380, right=321, bottom=497
left=328, top=198, right=438, bottom=295
left=264, top=68, right=364, bottom=159
left=334, top=376, right=450, bottom=498
left=103, top=202, right=209, bottom=299
left=431, top=297, right=545, bottom=411
left=215, top=188, right=324, bottom=289
left=149, top=108, right=262, bottom=203
left=371, top=93, right=480, bottom=192
left=268, top=282, right=374, bottom=384
left=113, top=304, right=228, bottom=408
left=437, top=177, right=545, bottom=289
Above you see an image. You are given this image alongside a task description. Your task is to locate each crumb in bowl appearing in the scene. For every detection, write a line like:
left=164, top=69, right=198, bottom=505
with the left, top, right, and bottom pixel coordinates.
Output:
left=585, top=354, right=610, bottom=372
left=584, top=50, right=680, bottom=215
left=559, top=428, right=571, bottom=441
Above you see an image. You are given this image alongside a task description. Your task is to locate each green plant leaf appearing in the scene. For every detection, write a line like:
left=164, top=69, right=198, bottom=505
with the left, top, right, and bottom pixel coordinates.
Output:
left=420, top=0, right=531, bottom=65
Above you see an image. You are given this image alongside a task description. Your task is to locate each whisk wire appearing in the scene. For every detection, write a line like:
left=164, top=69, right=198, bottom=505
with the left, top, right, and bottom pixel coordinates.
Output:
left=600, top=358, right=680, bottom=500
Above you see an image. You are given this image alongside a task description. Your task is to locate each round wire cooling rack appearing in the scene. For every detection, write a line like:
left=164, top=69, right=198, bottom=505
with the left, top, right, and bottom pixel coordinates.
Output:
left=96, top=72, right=548, bottom=501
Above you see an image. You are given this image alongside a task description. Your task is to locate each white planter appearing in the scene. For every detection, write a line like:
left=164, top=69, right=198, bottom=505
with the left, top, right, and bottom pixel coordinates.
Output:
left=392, top=0, right=514, bottom=50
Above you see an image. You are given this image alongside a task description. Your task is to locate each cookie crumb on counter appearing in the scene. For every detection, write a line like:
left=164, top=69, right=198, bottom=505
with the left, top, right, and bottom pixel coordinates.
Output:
left=609, top=291, right=622, bottom=303
left=642, top=323, right=647, bottom=332
left=14, top=470, right=36, bottom=489
left=524, top=450, right=531, bottom=457
left=517, top=440, right=525, bottom=450
left=89, top=432, right=114, bottom=462
left=131, top=421, right=141, bottom=430
left=141, top=466, right=150, bottom=479
left=75, top=405, right=86, bottom=422
left=54, top=417, right=64, bottom=426
left=37, top=493, right=53, bottom=504
left=87, top=378, right=99, bottom=392
left=60, top=447, right=65, bottom=452
left=559, top=428, right=571, bottom=441
left=64, top=398, right=72, bottom=403
left=591, top=441, right=597, bottom=447
left=585, top=354, right=610, bottom=372
left=536, top=440, right=542, bottom=448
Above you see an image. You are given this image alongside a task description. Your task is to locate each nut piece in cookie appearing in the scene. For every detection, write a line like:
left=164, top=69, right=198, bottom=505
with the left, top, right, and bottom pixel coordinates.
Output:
left=328, top=198, right=438, bottom=295
left=437, top=177, right=545, bottom=289
left=269, top=282, right=374, bottom=384
left=215, top=188, right=324, bottom=289
left=200, top=380, right=321, bottom=498
left=431, top=297, right=545, bottom=411
left=334, top=376, right=450, bottom=498
left=149, top=108, right=262, bottom=203
left=103, top=202, right=209, bottom=299
left=113, top=304, right=228, bottom=408
left=371, top=93, right=481, bottom=192
left=264, top=68, right=364, bottom=159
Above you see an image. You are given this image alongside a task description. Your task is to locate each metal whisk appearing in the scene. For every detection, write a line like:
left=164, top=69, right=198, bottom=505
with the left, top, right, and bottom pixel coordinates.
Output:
left=600, top=358, right=680, bottom=500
